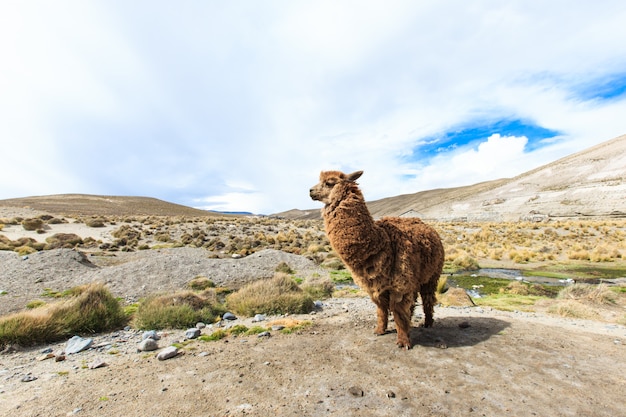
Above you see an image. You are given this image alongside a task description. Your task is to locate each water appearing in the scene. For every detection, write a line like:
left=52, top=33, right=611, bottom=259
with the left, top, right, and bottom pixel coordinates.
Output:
left=475, top=268, right=573, bottom=286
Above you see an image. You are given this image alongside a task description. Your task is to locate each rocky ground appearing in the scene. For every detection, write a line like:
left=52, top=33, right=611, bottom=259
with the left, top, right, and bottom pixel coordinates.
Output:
left=1, top=208, right=625, bottom=416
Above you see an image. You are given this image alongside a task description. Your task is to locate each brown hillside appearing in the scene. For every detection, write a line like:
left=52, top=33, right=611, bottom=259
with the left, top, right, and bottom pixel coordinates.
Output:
left=0, top=194, right=228, bottom=217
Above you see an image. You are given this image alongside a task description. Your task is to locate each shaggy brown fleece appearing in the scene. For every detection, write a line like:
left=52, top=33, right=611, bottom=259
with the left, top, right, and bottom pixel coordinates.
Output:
left=310, top=170, right=444, bottom=349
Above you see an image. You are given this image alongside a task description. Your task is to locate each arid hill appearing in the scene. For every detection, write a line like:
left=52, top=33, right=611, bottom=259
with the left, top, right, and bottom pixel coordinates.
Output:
left=279, top=133, right=626, bottom=221
left=0, top=194, right=230, bottom=217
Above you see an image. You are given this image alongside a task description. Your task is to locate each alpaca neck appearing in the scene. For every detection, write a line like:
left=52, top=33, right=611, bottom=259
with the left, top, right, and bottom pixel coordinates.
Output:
left=323, top=184, right=386, bottom=266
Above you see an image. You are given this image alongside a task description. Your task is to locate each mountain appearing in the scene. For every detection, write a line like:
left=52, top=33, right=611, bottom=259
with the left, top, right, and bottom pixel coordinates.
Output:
left=277, top=133, right=626, bottom=221
left=0, top=194, right=230, bottom=217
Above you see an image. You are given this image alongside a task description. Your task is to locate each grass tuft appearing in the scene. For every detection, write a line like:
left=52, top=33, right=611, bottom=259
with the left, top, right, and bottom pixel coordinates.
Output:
left=226, top=273, right=314, bottom=316
left=132, top=290, right=226, bottom=330
left=0, top=283, right=126, bottom=348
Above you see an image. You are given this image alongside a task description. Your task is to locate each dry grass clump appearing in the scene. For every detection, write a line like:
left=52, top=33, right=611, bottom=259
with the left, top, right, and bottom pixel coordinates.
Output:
left=557, top=284, right=617, bottom=305
left=22, top=218, right=45, bottom=231
left=132, top=291, right=225, bottom=330
left=187, top=276, right=216, bottom=291
left=226, top=273, right=315, bottom=316
left=45, top=233, right=83, bottom=249
left=0, top=283, right=127, bottom=347
left=548, top=300, right=600, bottom=320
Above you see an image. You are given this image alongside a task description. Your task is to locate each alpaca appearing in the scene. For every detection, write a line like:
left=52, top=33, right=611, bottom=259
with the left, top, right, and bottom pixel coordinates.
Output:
left=310, top=170, right=444, bottom=349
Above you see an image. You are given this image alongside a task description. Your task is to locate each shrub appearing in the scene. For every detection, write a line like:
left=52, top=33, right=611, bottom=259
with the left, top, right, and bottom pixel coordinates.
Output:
left=22, top=218, right=44, bottom=231
left=86, top=218, right=106, bottom=228
left=226, top=274, right=314, bottom=316
left=0, top=283, right=126, bottom=347
left=188, top=276, right=216, bottom=291
left=132, top=291, right=225, bottom=330
left=301, top=280, right=334, bottom=299
left=452, top=254, right=480, bottom=271
left=557, top=284, right=616, bottom=305
left=45, top=233, right=83, bottom=249
left=275, top=261, right=294, bottom=274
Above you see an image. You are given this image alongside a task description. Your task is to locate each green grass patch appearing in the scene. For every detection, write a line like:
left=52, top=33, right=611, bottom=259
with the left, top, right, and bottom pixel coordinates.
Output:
left=474, top=294, right=543, bottom=311
left=447, top=275, right=512, bottom=295
left=330, top=270, right=353, bottom=283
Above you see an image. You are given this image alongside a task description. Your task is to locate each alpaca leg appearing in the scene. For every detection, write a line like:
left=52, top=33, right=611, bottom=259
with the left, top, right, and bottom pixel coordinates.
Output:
left=392, top=299, right=413, bottom=349
left=420, top=276, right=438, bottom=328
left=373, top=291, right=390, bottom=335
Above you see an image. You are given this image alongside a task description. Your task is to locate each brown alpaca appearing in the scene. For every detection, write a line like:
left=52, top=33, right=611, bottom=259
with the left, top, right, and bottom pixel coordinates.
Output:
left=310, top=170, right=444, bottom=349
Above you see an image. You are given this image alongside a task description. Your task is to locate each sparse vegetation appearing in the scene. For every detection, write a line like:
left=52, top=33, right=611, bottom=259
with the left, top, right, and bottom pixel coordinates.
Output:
left=226, top=274, right=315, bottom=316
left=0, top=283, right=126, bottom=347
left=132, top=290, right=226, bottom=330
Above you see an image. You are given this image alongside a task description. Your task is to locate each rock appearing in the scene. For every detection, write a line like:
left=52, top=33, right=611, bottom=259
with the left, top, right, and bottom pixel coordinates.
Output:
left=252, top=314, right=266, bottom=322
left=21, top=374, right=38, bottom=382
left=37, top=353, right=55, bottom=361
left=185, top=328, right=201, bottom=339
left=142, top=330, right=160, bottom=340
left=55, top=354, right=66, bottom=362
left=314, top=300, right=323, bottom=309
left=231, top=253, right=243, bottom=259
left=65, top=336, right=93, bottom=354
left=157, top=346, right=179, bottom=361
left=257, top=331, right=271, bottom=338
left=348, top=386, right=364, bottom=397
left=196, top=322, right=206, bottom=329
left=223, top=312, right=237, bottom=321
left=138, top=338, right=159, bottom=352
left=88, top=359, right=108, bottom=369
left=271, top=325, right=285, bottom=331
left=386, top=390, right=396, bottom=399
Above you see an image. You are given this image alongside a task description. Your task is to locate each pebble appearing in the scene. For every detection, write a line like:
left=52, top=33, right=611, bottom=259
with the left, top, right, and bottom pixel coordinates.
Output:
left=142, top=330, right=161, bottom=340
left=252, top=314, right=266, bottom=322
left=185, top=328, right=201, bottom=339
left=157, top=346, right=179, bottom=361
left=65, top=336, right=93, bottom=354
left=138, top=338, right=159, bottom=352
left=348, top=386, right=364, bottom=397
left=271, top=325, right=285, bottom=331
left=196, top=322, right=206, bottom=329
left=21, top=374, right=38, bottom=382
left=88, top=359, right=107, bottom=369
left=223, top=312, right=237, bottom=320
left=257, top=331, right=271, bottom=338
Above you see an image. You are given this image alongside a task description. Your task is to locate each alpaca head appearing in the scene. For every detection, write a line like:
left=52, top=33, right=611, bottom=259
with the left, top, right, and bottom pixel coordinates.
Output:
left=309, top=170, right=363, bottom=205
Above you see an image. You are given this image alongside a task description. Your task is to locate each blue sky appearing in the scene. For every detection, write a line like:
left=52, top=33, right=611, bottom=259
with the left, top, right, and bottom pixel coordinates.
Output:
left=1, top=1, right=626, bottom=214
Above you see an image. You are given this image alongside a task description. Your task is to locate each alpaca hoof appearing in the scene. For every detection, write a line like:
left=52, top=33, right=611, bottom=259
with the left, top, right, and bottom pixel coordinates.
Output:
left=396, top=341, right=412, bottom=350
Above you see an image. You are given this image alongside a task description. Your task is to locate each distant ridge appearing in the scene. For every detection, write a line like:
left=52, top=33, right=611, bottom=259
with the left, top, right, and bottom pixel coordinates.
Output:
left=277, top=133, right=626, bottom=222
left=0, top=194, right=234, bottom=217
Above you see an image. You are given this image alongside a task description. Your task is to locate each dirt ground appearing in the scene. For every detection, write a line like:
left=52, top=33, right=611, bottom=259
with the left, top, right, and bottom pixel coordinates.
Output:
left=1, top=207, right=625, bottom=416
left=1, top=297, right=625, bottom=417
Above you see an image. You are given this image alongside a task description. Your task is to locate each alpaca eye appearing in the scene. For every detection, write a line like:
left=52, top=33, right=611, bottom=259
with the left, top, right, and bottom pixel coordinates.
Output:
left=325, top=181, right=335, bottom=187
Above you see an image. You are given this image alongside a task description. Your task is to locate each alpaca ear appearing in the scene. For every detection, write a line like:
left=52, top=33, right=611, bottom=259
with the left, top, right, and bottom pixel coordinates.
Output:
left=347, top=171, right=363, bottom=182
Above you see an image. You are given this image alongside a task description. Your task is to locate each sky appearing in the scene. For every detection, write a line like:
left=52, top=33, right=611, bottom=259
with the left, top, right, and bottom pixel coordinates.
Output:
left=1, top=1, right=626, bottom=215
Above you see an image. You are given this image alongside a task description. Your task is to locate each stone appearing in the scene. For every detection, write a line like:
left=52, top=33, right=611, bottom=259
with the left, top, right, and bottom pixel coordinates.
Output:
left=348, top=386, right=364, bottom=397
left=37, top=353, right=55, bottom=361
left=257, top=331, right=271, bottom=338
left=271, top=325, right=285, bottom=331
left=65, top=336, right=93, bottom=354
left=185, top=328, right=201, bottom=339
left=21, top=374, right=38, bottom=382
left=157, top=346, right=179, bottom=361
left=88, top=359, right=108, bottom=369
left=142, top=330, right=160, bottom=340
left=223, top=312, right=237, bottom=321
left=138, top=338, right=159, bottom=352
left=252, top=314, right=266, bottom=322
left=196, top=322, right=206, bottom=329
